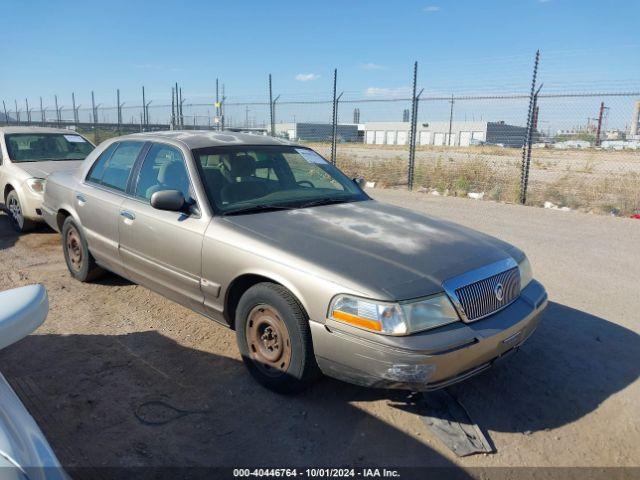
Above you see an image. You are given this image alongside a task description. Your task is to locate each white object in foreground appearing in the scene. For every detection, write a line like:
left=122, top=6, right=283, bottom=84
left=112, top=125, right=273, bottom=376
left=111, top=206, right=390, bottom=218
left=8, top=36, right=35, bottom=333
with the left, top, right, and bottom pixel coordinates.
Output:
left=0, top=285, right=68, bottom=479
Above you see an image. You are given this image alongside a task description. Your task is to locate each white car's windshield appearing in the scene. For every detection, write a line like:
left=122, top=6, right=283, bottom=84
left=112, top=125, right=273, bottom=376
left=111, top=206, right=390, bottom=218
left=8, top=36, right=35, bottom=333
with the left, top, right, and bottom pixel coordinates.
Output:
left=5, top=133, right=94, bottom=162
left=192, top=145, right=368, bottom=214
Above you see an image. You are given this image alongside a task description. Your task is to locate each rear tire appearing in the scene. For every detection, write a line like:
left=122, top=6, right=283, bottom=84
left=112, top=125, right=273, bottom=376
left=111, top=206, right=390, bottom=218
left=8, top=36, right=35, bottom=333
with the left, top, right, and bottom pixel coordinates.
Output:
left=5, top=190, right=35, bottom=233
left=236, top=282, right=321, bottom=394
left=61, top=216, right=104, bottom=282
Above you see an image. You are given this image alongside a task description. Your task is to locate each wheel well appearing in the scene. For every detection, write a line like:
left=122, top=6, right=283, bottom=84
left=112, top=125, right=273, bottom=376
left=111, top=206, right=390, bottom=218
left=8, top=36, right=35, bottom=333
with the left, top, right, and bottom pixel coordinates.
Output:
left=3, top=184, right=14, bottom=202
left=224, top=274, right=283, bottom=329
left=56, top=209, right=72, bottom=231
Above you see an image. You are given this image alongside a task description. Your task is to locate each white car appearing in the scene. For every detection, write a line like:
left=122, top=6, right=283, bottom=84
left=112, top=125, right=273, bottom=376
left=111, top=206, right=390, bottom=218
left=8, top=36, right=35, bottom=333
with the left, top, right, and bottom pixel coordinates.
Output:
left=0, top=127, right=94, bottom=232
left=0, top=284, right=67, bottom=479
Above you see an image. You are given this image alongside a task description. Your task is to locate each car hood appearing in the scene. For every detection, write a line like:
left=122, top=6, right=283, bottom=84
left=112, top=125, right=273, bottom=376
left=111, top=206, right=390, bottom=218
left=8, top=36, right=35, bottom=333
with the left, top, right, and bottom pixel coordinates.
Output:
left=14, top=161, right=83, bottom=179
left=222, top=200, right=523, bottom=300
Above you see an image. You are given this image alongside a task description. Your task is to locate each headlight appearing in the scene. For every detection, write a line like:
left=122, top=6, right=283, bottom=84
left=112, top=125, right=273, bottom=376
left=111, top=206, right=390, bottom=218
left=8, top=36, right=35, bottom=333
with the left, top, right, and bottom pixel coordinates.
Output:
left=26, top=178, right=46, bottom=194
left=329, top=293, right=460, bottom=336
left=518, top=257, right=533, bottom=289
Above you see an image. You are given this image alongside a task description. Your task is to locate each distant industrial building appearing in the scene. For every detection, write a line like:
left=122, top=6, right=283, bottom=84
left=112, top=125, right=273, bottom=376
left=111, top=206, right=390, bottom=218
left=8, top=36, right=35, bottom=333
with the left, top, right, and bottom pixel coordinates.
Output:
left=362, top=121, right=528, bottom=147
left=275, top=122, right=359, bottom=142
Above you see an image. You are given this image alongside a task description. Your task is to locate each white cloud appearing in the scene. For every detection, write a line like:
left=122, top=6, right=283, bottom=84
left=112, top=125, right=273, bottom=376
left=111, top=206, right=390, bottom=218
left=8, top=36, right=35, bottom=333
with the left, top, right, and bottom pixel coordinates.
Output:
left=365, top=86, right=412, bottom=98
left=360, top=62, right=386, bottom=70
left=295, top=73, right=320, bottom=82
left=423, top=5, right=440, bottom=12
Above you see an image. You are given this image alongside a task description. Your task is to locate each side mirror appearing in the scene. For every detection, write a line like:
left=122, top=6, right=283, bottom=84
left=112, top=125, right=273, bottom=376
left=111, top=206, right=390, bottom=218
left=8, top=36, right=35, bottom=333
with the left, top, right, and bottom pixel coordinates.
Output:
left=0, top=285, right=48, bottom=351
left=150, top=189, right=185, bottom=212
left=353, top=177, right=367, bottom=189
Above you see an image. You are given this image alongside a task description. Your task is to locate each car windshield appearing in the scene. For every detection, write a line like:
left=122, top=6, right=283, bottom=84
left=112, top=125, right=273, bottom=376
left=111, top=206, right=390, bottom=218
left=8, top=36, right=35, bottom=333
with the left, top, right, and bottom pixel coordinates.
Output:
left=192, top=145, right=368, bottom=214
left=5, top=133, right=94, bottom=162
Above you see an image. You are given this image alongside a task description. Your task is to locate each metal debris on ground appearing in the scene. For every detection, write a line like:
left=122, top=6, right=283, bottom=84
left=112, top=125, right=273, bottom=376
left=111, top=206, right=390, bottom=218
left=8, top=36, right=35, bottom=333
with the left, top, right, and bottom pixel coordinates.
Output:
left=419, top=389, right=494, bottom=457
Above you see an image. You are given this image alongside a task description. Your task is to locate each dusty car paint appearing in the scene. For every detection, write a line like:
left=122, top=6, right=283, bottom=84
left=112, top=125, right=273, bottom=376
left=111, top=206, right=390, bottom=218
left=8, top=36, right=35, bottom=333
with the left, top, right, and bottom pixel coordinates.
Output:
left=42, top=130, right=547, bottom=390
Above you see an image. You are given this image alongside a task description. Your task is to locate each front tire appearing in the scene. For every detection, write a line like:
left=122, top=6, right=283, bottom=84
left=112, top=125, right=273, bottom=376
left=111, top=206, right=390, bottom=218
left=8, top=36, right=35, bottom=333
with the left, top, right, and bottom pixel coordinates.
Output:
left=236, top=283, right=320, bottom=394
left=61, top=216, right=104, bottom=282
left=6, top=190, right=35, bottom=233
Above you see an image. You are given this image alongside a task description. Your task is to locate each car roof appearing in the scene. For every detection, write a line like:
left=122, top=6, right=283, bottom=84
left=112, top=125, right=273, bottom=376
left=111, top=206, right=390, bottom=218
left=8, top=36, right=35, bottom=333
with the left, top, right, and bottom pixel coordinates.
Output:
left=122, top=130, right=301, bottom=149
left=0, top=126, right=84, bottom=135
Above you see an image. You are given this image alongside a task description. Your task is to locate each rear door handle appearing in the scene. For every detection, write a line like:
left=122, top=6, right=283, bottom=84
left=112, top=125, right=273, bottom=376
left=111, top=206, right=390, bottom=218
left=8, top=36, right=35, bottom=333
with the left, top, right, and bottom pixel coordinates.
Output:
left=76, top=194, right=86, bottom=204
left=120, top=210, right=135, bottom=221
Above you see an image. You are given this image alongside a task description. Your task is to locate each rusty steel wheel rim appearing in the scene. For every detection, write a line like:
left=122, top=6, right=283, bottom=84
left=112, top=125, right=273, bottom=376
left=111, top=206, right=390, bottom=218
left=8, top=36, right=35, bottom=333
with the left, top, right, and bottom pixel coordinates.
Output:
left=246, top=304, right=292, bottom=377
left=66, top=227, right=83, bottom=272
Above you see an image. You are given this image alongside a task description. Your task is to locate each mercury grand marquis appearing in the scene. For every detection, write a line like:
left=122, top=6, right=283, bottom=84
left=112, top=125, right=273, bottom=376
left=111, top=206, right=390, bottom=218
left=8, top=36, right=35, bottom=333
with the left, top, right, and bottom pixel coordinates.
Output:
left=42, top=131, right=547, bottom=393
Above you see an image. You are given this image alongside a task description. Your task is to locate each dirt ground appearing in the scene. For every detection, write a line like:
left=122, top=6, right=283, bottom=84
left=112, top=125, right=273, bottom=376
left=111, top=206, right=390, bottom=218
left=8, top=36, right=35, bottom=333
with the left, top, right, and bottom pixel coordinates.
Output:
left=0, top=189, right=638, bottom=478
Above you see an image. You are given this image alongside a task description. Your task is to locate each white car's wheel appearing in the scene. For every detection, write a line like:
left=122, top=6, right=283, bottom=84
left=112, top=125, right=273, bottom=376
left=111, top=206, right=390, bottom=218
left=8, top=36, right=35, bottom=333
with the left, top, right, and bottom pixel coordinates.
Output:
left=6, top=190, right=35, bottom=233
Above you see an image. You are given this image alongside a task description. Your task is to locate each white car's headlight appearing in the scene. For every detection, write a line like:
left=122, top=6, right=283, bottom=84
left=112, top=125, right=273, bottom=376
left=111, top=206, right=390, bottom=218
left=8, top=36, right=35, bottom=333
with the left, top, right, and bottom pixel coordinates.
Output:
left=518, top=257, right=533, bottom=289
left=329, top=293, right=460, bottom=336
left=26, top=178, right=46, bottom=194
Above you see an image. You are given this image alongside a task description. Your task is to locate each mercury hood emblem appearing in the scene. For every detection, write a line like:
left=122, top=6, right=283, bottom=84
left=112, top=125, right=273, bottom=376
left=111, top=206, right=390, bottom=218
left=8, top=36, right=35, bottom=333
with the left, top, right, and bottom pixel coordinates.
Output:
left=494, top=283, right=504, bottom=302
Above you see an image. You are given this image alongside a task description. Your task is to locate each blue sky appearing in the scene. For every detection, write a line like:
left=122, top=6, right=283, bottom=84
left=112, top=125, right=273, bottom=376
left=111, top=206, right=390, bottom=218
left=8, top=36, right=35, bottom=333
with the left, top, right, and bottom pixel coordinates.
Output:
left=1, top=0, right=638, bottom=127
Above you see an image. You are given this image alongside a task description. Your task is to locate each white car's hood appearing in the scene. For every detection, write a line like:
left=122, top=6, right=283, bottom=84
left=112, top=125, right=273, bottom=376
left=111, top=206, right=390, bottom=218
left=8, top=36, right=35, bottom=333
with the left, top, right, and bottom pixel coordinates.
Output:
left=14, top=161, right=83, bottom=179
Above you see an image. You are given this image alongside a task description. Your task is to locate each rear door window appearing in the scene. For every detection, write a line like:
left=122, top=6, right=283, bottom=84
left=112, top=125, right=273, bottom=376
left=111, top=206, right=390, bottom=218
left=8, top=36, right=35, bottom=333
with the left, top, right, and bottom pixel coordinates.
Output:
left=87, top=141, right=144, bottom=192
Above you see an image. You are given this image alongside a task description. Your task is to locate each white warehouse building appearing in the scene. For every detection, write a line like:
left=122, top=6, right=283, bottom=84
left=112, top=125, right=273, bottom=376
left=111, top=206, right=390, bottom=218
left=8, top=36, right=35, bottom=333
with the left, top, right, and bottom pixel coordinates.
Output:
left=363, top=121, right=528, bottom=148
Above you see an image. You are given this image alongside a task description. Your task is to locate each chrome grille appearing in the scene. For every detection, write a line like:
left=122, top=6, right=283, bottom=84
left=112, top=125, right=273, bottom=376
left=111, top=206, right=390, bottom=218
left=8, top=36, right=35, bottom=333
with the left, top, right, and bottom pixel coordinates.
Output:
left=455, top=267, right=520, bottom=322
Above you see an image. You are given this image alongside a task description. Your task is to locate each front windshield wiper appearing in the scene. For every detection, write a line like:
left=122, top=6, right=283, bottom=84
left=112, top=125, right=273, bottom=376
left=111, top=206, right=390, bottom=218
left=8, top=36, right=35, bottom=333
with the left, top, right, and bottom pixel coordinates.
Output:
left=299, top=196, right=354, bottom=208
left=222, top=203, right=297, bottom=216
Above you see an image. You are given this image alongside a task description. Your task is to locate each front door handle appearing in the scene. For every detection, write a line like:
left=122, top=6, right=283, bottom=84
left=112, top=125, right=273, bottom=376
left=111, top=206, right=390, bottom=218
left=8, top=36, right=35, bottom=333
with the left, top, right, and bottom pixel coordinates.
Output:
left=120, top=210, right=135, bottom=221
left=76, top=194, right=86, bottom=204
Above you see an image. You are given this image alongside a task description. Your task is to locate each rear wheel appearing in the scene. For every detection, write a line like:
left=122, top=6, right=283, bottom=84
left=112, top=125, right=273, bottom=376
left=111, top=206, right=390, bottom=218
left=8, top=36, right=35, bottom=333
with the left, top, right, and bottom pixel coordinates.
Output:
left=236, top=283, right=320, bottom=394
left=61, top=216, right=104, bottom=282
left=6, top=190, right=35, bottom=233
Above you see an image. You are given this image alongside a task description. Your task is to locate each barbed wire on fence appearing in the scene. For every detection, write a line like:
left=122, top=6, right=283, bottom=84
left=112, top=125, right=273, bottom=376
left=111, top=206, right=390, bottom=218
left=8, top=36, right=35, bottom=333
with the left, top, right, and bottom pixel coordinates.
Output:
left=2, top=54, right=639, bottom=216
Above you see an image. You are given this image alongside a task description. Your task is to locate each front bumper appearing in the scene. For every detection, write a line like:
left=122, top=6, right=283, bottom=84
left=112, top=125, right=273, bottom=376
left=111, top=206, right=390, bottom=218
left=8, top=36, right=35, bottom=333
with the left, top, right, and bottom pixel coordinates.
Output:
left=16, top=184, right=45, bottom=221
left=311, top=280, right=547, bottom=390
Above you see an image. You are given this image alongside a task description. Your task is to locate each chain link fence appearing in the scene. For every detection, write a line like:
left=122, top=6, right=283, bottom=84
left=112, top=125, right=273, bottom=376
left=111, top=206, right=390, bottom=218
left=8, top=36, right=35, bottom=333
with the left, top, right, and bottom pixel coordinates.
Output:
left=3, top=64, right=639, bottom=216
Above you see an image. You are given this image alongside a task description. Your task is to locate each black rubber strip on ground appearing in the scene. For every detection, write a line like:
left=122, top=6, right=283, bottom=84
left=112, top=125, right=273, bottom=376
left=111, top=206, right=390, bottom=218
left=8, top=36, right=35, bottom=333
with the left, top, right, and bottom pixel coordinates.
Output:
left=419, top=389, right=494, bottom=457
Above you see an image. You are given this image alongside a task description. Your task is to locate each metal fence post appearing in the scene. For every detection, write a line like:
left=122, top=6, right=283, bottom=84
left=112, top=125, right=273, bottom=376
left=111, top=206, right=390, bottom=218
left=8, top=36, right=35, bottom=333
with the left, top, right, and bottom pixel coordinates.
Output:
left=408, top=61, right=419, bottom=190
left=330, top=69, right=339, bottom=165
left=2, top=101, right=8, bottom=125
left=269, top=74, right=275, bottom=136
left=25, top=99, right=31, bottom=124
left=14, top=100, right=20, bottom=125
left=447, top=94, right=455, bottom=146
left=142, top=86, right=147, bottom=127
left=39, top=97, right=44, bottom=126
left=72, top=93, right=77, bottom=124
left=519, top=50, right=540, bottom=205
